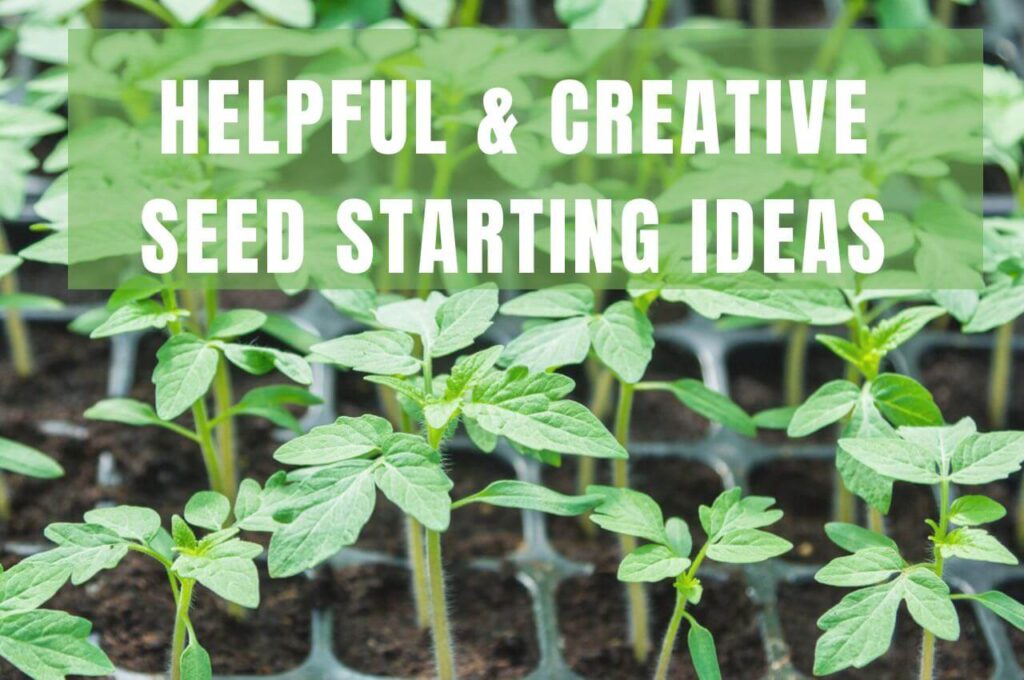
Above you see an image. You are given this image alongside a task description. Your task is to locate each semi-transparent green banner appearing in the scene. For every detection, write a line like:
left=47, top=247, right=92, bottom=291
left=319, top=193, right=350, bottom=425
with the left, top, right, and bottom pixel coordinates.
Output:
left=66, top=28, right=983, bottom=291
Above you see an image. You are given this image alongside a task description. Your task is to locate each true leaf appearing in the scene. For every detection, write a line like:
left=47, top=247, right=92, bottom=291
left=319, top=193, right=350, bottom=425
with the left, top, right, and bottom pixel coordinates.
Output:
left=153, top=334, right=219, bottom=420
left=0, top=437, right=63, bottom=479
left=788, top=380, right=859, bottom=437
left=83, top=506, right=161, bottom=545
left=207, top=309, right=267, bottom=339
left=687, top=619, right=722, bottom=680
left=824, top=522, right=899, bottom=554
left=707, top=529, right=792, bottom=563
left=500, top=285, right=593, bottom=318
left=838, top=437, right=941, bottom=484
left=663, top=379, right=756, bottom=437
left=500, top=317, right=591, bottom=372
left=589, top=300, right=654, bottom=384
left=618, top=544, right=689, bottom=583
left=664, top=517, right=692, bottom=558
left=374, top=452, right=452, bottom=532
left=815, top=547, right=903, bottom=587
left=949, top=495, right=1006, bottom=526
left=431, top=284, right=498, bottom=357
left=311, top=330, right=420, bottom=376
left=950, top=432, right=1024, bottom=485
left=813, top=579, right=903, bottom=674
left=962, top=591, right=1024, bottom=631
left=0, top=562, right=70, bottom=613
left=453, top=480, right=601, bottom=516
left=174, top=540, right=261, bottom=608
left=902, top=568, right=959, bottom=641
left=587, top=486, right=667, bottom=545
left=184, top=491, right=231, bottom=531
left=0, top=609, right=114, bottom=679
left=274, top=414, right=390, bottom=466
left=869, top=374, right=942, bottom=427
left=939, top=528, right=1017, bottom=565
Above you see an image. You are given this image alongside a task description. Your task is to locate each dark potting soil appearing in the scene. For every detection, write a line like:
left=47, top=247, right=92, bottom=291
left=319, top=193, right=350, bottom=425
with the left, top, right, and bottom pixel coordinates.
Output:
left=10, top=260, right=107, bottom=305
left=331, top=564, right=539, bottom=679
left=728, top=341, right=845, bottom=445
left=357, top=448, right=523, bottom=561
left=633, top=344, right=710, bottom=442
left=46, top=552, right=316, bottom=675
left=974, top=479, right=1024, bottom=562
left=919, top=348, right=1024, bottom=430
left=778, top=582, right=993, bottom=680
left=1000, top=579, right=1024, bottom=669
left=219, top=289, right=308, bottom=311
left=557, top=574, right=766, bottom=679
left=544, top=458, right=725, bottom=567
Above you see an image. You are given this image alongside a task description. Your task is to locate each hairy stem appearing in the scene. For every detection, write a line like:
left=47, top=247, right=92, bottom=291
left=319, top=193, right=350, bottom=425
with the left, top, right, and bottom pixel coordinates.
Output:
left=833, top=467, right=856, bottom=524
left=205, top=288, right=237, bottom=503
left=653, top=592, right=686, bottom=680
left=0, top=473, right=9, bottom=523
left=169, top=578, right=195, bottom=680
left=988, top=322, right=1014, bottom=430
left=613, top=381, right=651, bottom=662
left=407, top=517, right=431, bottom=629
left=426, top=528, right=456, bottom=680
left=815, top=0, right=868, bottom=73
left=0, top=224, right=34, bottom=378
left=867, top=507, right=885, bottom=534
left=921, top=480, right=951, bottom=680
left=784, top=323, right=809, bottom=406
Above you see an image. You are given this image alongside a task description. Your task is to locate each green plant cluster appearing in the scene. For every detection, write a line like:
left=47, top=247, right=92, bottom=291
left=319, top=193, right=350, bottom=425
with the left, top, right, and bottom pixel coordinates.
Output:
left=0, top=1, right=1022, bottom=680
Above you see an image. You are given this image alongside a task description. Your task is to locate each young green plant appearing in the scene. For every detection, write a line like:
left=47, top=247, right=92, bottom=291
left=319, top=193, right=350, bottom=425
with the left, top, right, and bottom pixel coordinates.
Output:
left=0, top=436, right=64, bottom=523
left=499, top=283, right=759, bottom=661
left=587, top=486, right=792, bottom=680
left=82, top=277, right=318, bottom=502
left=258, top=283, right=624, bottom=679
left=782, top=299, right=945, bottom=530
left=29, top=492, right=262, bottom=680
left=814, top=418, right=1024, bottom=678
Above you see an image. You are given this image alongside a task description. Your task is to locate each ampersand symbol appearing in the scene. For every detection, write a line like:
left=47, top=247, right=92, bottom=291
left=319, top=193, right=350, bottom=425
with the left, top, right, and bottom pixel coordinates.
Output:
left=477, top=87, right=518, bottom=155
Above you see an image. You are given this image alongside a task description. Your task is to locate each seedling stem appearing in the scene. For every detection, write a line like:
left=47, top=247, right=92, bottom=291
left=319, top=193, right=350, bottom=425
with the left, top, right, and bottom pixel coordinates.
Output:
left=0, top=224, right=34, bottom=377
left=204, top=288, right=238, bottom=503
left=426, top=528, right=455, bottom=680
left=784, top=322, right=809, bottom=406
left=919, top=479, right=951, bottom=680
left=989, top=322, right=1013, bottom=429
left=169, top=579, right=195, bottom=680
left=576, top=365, right=614, bottom=535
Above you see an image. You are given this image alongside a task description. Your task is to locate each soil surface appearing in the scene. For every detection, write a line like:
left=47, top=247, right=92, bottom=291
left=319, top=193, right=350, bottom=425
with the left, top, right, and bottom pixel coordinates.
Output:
left=557, top=574, right=766, bottom=679
left=633, top=343, right=710, bottom=442
left=45, top=552, right=316, bottom=675
left=778, top=582, right=993, bottom=679
left=1001, top=579, right=1024, bottom=669
left=919, top=348, right=1024, bottom=430
left=728, top=341, right=844, bottom=444
left=331, top=564, right=538, bottom=678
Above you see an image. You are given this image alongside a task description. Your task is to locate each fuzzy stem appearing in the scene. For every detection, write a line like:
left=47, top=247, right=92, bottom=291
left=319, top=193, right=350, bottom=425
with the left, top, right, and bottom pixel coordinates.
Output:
left=653, top=592, right=686, bottom=680
left=205, top=288, right=237, bottom=503
left=0, top=473, right=10, bottom=523
left=0, top=224, right=34, bottom=378
left=815, top=0, right=868, bottom=73
left=576, top=365, right=615, bottom=535
left=613, top=381, right=651, bottom=662
left=169, top=578, right=195, bottom=680
left=407, top=516, right=431, bottom=629
left=867, top=507, right=885, bottom=534
left=988, top=322, right=1014, bottom=430
left=426, top=528, right=456, bottom=680
left=833, top=467, right=856, bottom=524
left=784, top=323, right=809, bottom=407
left=458, top=0, right=483, bottom=26
left=921, top=479, right=951, bottom=680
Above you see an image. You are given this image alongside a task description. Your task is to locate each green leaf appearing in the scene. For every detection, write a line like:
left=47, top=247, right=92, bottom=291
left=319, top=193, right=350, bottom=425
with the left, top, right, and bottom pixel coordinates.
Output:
left=838, top=437, right=941, bottom=484
left=431, top=284, right=499, bottom=357
left=707, top=529, right=792, bottom=564
left=34, top=525, right=129, bottom=584
left=0, top=436, right=63, bottom=479
left=950, top=432, right=1024, bottom=485
left=221, top=344, right=313, bottom=385
left=153, top=334, right=219, bottom=420
left=261, top=313, right=321, bottom=353
left=174, top=539, right=262, bottom=608
left=0, top=609, right=114, bottom=679
left=939, top=528, right=1018, bottom=565
left=618, top=544, right=689, bottom=582
left=0, top=293, right=64, bottom=311
left=964, top=285, right=1024, bottom=332
left=0, top=102, right=65, bottom=138
left=274, top=414, right=391, bottom=466
left=243, top=0, right=314, bottom=27
left=699, top=489, right=783, bottom=539
left=0, top=254, right=20, bottom=278
left=813, top=579, right=903, bottom=674
left=374, top=452, right=452, bottom=532
left=787, top=380, right=860, bottom=437
left=555, top=0, right=648, bottom=28
left=397, top=0, right=453, bottom=27
left=83, top=506, right=161, bottom=544
left=500, top=285, right=593, bottom=318
left=184, top=491, right=231, bottom=531
left=961, top=591, right=1024, bottom=632
left=172, top=515, right=197, bottom=550
left=687, top=619, right=722, bottom=680
left=500, top=317, right=591, bottom=372
left=267, top=462, right=377, bottom=577
left=869, top=374, right=942, bottom=427
left=664, top=517, right=692, bottom=558
left=162, top=0, right=216, bottom=25
left=589, top=301, right=654, bottom=384
left=311, top=330, right=420, bottom=376
left=0, top=562, right=70, bottom=612
left=587, top=486, right=667, bottom=544
left=231, top=385, right=322, bottom=434
left=902, top=568, right=959, bottom=641
left=817, top=333, right=864, bottom=367
left=464, top=368, right=625, bottom=459
left=84, top=398, right=163, bottom=428
left=869, top=306, right=945, bottom=353
left=824, top=522, right=899, bottom=554
left=663, top=379, right=756, bottom=437
left=444, top=346, right=503, bottom=399
left=90, top=300, right=181, bottom=338
left=180, top=641, right=212, bottom=680
left=815, top=547, right=903, bottom=587
left=949, top=495, right=1006, bottom=526
left=453, top=480, right=601, bottom=516
left=752, top=406, right=795, bottom=430
left=208, top=309, right=267, bottom=339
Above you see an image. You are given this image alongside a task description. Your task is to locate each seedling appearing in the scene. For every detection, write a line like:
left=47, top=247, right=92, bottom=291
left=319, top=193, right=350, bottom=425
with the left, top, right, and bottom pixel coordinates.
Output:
left=587, top=486, right=791, bottom=680
left=781, top=299, right=945, bottom=529
left=500, top=283, right=757, bottom=660
left=253, top=283, right=623, bottom=679
left=814, top=418, right=1024, bottom=677
left=29, top=492, right=262, bottom=680
left=0, top=559, right=113, bottom=679
left=0, top=436, right=64, bottom=522
left=82, top=276, right=318, bottom=502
